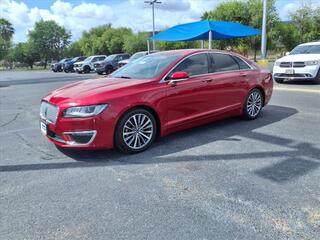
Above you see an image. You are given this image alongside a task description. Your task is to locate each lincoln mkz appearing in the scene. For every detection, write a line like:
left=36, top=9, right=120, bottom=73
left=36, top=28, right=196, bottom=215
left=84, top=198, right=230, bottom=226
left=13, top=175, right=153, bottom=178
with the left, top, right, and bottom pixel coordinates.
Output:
left=40, top=49, right=273, bottom=153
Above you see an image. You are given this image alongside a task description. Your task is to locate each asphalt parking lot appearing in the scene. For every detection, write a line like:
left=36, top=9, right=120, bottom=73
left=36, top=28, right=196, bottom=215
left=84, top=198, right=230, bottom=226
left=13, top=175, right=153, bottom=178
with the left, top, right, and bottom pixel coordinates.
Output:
left=1, top=71, right=320, bottom=239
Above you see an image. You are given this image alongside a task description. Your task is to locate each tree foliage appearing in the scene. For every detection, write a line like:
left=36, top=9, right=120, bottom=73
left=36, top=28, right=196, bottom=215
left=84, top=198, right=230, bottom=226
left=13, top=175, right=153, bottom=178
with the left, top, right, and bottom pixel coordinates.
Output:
left=9, top=42, right=40, bottom=68
left=202, top=0, right=279, bottom=60
left=0, top=18, right=15, bottom=60
left=28, top=20, right=71, bottom=66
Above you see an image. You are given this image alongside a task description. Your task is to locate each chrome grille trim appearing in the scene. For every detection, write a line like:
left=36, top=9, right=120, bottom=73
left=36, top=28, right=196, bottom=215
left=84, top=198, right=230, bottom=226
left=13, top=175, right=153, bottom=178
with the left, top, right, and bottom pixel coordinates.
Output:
left=40, top=102, right=59, bottom=124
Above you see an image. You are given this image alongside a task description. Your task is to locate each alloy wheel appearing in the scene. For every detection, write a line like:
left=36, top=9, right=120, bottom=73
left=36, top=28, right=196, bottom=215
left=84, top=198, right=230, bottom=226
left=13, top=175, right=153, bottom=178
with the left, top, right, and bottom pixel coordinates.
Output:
left=122, top=113, right=154, bottom=150
left=246, top=90, right=262, bottom=117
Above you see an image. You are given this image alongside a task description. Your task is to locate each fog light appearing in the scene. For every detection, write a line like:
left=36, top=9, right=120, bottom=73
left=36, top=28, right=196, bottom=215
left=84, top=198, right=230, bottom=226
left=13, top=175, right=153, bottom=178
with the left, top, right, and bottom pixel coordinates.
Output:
left=64, top=131, right=97, bottom=145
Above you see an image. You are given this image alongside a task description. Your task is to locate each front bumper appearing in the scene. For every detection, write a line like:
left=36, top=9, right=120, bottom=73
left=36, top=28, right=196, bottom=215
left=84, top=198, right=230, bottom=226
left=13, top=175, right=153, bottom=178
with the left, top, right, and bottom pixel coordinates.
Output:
left=74, top=66, right=84, bottom=72
left=273, top=65, right=319, bottom=80
left=40, top=111, right=115, bottom=149
left=94, top=66, right=104, bottom=72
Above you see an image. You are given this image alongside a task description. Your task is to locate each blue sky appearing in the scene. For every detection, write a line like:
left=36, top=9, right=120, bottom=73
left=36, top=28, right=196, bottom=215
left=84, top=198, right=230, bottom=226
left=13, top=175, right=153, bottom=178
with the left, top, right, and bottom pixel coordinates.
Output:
left=1, top=0, right=319, bottom=43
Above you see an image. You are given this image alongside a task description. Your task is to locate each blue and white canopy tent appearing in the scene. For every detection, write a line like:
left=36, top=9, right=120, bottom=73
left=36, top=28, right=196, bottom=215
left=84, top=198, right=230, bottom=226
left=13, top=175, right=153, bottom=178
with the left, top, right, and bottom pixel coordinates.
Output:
left=150, top=20, right=261, bottom=49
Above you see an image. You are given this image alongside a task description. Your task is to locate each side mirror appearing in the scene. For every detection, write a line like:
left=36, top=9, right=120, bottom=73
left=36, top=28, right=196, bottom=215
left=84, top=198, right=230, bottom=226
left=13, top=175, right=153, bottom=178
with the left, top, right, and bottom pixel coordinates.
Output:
left=285, top=52, right=290, bottom=56
left=170, top=71, right=189, bottom=80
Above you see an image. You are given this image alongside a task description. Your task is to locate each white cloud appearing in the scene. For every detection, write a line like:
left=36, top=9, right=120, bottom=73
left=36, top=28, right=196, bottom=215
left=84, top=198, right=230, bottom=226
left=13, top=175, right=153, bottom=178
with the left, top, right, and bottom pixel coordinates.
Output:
left=0, top=0, right=254, bottom=43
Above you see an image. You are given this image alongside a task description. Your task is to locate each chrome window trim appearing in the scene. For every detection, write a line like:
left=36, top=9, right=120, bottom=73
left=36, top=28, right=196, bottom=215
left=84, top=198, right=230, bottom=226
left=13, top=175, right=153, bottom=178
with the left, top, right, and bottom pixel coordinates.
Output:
left=160, top=51, right=255, bottom=83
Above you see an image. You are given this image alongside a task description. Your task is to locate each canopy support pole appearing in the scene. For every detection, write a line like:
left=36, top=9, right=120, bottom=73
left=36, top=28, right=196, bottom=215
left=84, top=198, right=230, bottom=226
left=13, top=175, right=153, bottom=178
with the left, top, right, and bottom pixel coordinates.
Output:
left=147, top=40, right=150, bottom=54
left=201, top=40, right=204, bottom=49
left=208, top=30, right=212, bottom=50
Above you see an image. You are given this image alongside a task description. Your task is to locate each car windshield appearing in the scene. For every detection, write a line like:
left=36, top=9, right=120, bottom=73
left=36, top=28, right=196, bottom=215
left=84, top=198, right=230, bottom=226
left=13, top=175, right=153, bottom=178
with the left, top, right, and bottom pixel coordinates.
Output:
left=111, top=53, right=182, bottom=79
left=71, top=57, right=79, bottom=61
left=59, top=59, right=67, bottom=63
left=290, top=44, right=320, bottom=54
left=130, top=52, right=146, bottom=60
left=83, top=56, right=93, bottom=62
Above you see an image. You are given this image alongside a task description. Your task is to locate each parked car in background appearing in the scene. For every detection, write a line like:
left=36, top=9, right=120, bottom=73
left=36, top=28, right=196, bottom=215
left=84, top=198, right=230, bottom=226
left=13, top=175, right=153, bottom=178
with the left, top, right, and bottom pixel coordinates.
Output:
left=51, top=58, right=71, bottom=72
left=63, top=56, right=87, bottom=73
left=40, top=49, right=273, bottom=153
left=118, top=51, right=158, bottom=68
left=94, top=53, right=130, bottom=75
left=74, top=55, right=107, bottom=74
left=273, top=41, right=320, bottom=83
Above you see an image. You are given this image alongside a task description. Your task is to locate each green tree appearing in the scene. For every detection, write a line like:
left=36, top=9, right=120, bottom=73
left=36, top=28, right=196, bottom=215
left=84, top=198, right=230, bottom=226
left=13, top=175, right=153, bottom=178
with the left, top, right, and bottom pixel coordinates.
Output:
left=202, top=0, right=280, bottom=60
left=78, top=25, right=132, bottom=55
left=28, top=20, right=71, bottom=68
left=123, top=32, right=149, bottom=54
left=65, top=41, right=83, bottom=57
left=9, top=42, right=40, bottom=69
left=0, top=18, right=15, bottom=60
left=290, top=5, right=320, bottom=43
left=274, top=22, right=299, bottom=51
left=156, top=41, right=199, bottom=51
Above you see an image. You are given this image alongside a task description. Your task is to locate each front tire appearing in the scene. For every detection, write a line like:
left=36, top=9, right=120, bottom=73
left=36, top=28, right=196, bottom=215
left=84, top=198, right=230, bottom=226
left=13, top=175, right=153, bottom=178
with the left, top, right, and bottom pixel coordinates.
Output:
left=274, top=78, right=283, bottom=83
left=242, top=88, right=263, bottom=120
left=115, top=109, right=157, bottom=154
left=83, top=66, right=90, bottom=74
left=314, top=69, right=320, bottom=84
left=105, top=65, right=113, bottom=75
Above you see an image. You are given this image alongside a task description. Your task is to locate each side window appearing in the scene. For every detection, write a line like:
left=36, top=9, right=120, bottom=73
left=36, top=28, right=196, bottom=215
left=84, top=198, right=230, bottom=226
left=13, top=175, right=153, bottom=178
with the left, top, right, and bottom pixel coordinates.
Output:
left=210, top=53, right=239, bottom=73
left=172, top=53, right=208, bottom=77
left=99, top=56, right=106, bottom=61
left=232, top=56, right=251, bottom=70
left=92, top=57, right=98, bottom=62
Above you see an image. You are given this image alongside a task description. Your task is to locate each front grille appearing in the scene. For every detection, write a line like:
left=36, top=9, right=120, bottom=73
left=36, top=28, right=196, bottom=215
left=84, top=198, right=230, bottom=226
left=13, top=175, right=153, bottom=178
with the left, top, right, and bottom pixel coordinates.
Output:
left=280, top=62, right=292, bottom=67
left=40, top=102, right=59, bottom=124
left=280, top=61, right=306, bottom=68
left=293, top=62, right=305, bottom=67
left=94, top=64, right=100, bottom=68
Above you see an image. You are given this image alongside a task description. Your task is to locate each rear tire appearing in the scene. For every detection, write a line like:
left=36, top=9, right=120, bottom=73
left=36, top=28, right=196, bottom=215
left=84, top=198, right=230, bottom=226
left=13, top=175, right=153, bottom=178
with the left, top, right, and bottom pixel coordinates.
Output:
left=115, top=108, right=157, bottom=154
left=242, top=88, right=264, bottom=120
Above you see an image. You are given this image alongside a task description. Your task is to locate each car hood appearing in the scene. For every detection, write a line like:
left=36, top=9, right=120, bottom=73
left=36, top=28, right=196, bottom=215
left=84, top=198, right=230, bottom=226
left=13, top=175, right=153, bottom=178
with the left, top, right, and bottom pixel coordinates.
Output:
left=44, top=77, right=151, bottom=106
left=74, top=61, right=84, bottom=65
left=276, top=54, right=320, bottom=62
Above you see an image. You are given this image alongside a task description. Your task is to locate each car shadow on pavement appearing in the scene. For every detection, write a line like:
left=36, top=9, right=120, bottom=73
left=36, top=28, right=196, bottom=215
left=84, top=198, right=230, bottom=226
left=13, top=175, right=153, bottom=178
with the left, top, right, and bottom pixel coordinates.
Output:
left=1, top=104, right=319, bottom=183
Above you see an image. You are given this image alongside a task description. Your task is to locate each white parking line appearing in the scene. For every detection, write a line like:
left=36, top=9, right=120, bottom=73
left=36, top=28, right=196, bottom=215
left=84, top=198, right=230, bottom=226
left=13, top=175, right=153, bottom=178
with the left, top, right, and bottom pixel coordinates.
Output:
left=274, top=87, right=320, bottom=94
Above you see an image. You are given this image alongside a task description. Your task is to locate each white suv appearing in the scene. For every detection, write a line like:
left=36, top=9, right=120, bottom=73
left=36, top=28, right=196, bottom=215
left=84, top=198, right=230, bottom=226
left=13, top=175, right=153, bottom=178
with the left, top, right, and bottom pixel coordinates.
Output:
left=273, top=41, right=320, bottom=83
left=74, top=55, right=107, bottom=74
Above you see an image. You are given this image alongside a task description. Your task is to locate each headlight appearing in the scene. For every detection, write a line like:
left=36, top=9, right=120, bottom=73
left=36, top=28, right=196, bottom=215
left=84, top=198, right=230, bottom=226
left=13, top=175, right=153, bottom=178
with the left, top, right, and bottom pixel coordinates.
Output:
left=274, top=61, right=280, bottom=66
left=305, top=60, right=318, bottom=66
left=63, top=104, right=108, bottom=118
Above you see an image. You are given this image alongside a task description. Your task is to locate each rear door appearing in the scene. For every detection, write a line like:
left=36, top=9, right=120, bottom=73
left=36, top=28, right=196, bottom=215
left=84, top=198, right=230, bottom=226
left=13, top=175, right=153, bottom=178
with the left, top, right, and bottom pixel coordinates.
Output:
left=206, top=53, right=250, bottom=112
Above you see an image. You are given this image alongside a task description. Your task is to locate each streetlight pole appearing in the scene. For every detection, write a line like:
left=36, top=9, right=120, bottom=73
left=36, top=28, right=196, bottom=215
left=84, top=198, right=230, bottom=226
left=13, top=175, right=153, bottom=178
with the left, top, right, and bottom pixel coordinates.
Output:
left=144, top=0, right=162, bottom=51
left=261, top=0, right=267, bottom=59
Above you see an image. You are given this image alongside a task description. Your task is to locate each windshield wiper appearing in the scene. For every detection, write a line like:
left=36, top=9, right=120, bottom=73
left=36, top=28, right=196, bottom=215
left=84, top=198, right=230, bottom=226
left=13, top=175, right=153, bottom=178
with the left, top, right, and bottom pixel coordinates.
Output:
left=118, top=76, right=131, bottom=79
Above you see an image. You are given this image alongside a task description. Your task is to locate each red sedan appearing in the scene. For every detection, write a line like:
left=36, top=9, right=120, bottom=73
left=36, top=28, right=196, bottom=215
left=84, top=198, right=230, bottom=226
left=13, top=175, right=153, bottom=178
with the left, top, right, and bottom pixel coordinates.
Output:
left=40, top=49, right=273, bottom=153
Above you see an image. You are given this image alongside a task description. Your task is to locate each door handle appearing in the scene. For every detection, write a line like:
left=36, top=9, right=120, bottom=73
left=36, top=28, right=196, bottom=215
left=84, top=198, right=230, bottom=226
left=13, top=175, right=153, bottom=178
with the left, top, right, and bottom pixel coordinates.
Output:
left=240, top=73, right=247, bottom=77
left=202, top=79, right=213, bottom=83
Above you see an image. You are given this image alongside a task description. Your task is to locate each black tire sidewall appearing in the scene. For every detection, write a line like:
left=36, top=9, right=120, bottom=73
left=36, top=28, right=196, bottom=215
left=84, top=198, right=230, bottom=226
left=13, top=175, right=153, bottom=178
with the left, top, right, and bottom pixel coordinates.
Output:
left=243, top=88, right=263, bottom=120
left=314, top=69, right=320, bottom=84
left=84, top=66, right=90, bottom=73
left=105, top=65, right=113, bottom=74
left=115, top=109, right=157, bottom=154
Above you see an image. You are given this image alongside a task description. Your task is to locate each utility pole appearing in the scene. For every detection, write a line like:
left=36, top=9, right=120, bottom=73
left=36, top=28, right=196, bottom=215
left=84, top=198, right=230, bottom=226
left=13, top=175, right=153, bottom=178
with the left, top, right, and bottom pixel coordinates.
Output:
left=144, top=0, right=162, bottom=50
left=261, top=0, right=267, bottom=59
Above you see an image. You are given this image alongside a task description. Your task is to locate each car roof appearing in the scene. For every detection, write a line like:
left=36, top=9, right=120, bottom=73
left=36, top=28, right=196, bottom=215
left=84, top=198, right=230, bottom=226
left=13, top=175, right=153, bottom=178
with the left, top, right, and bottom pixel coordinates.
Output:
left=299, top=41, right=320, bottom=46
left=152, top=49, right=241, bottom=57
